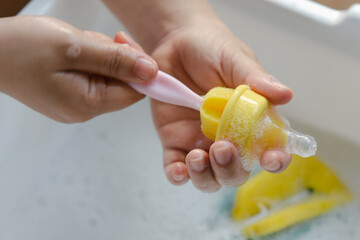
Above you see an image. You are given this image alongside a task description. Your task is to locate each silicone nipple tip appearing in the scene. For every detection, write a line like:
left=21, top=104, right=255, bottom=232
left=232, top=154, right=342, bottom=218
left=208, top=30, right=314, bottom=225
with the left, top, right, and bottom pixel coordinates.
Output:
left=300, top=134, right=317, bottom=157
left=287, top=130, right=317, bottom=158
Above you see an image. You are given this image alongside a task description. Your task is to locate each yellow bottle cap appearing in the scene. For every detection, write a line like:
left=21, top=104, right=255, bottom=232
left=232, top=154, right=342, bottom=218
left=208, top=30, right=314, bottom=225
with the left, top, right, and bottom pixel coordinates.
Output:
left=200, top=85, right=269, bottom=159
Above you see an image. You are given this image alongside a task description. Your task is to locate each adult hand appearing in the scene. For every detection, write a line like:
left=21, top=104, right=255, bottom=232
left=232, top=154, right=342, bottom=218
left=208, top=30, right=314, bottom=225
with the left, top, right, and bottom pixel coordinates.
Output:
left=105, top=0, right=294, bottom=192
left=149, top=16, right=293, bottom=192
left=0, top=16, right=158, bottom=122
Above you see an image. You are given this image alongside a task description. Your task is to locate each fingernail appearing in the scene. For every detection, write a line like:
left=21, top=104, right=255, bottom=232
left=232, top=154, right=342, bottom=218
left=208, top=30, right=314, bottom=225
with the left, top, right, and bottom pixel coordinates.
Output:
left=214, top=145, right=232, bottom=165
left=135, top=58, right=157, bottom=81
left=190, top=157, right=206, bottom=172
left=265, top=160, right=282, bottom=172
left=173, top=174, right=185, bottom=182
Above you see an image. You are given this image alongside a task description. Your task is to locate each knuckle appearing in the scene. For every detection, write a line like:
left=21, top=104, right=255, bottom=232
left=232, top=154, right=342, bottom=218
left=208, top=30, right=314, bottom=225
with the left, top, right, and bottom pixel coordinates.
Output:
left=82, top=91, right=106, bottom=117
left=65, top=41, right=82, bottom=60
left=70, top=87, right=107, bottom=123
left=103, top=46, right=132, bottom=77
left=59, top=32, right=83, bottom=62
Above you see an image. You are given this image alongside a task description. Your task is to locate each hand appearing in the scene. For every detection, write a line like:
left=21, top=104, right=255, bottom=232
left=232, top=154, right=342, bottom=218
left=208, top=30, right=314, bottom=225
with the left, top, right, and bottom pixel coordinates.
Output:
left=149, top=17, right=293, bottom=192
left=0, top=16, right=158, bottom=122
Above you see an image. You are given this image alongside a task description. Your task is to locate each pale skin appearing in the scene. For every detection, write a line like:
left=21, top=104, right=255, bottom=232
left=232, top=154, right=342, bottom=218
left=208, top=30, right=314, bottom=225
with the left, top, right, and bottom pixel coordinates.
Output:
left=0, top=15, right=158, bottom=122
left=103, top=0, right=294, bottom=192
left=0, top=0, right=293, bottom=193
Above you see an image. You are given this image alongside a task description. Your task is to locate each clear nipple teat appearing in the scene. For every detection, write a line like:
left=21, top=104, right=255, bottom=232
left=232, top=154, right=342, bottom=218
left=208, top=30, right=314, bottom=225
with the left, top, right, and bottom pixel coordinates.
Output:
left=285, top=129, right=317, bottom=157
left=252, top=109, right=317, bottom=158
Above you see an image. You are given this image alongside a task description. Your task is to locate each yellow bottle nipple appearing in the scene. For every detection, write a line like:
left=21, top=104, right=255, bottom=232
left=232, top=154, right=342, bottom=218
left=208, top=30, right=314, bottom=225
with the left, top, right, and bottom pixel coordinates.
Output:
left=200, top=85, right=317, bottom=169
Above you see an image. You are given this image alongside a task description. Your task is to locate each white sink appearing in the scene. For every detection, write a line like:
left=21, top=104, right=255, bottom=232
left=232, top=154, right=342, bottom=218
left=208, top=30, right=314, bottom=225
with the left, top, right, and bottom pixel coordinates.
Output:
left=0, top=0, right=359, bottom=239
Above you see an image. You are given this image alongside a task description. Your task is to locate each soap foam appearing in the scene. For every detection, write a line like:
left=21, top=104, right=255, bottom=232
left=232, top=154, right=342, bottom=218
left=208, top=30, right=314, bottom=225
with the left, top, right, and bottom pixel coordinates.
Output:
left=258, top=200, right=360, bottom=240
left=221, top=111, right=259, bottom=171
left=240, top=154, right=258, bottom=171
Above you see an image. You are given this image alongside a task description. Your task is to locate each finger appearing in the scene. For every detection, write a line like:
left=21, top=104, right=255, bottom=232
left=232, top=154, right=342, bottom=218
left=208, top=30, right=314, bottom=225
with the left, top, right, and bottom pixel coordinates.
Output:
left=114, top=31, right=144, bottom=52
left=89, top=75, right=145, bottom=111
left=83, top=30, right=113, bottom=42
left=243, top=63, right=294, bottom=105
left=163, top=149, right=189, bottom=185
left=209, top=140, right=249, bottom=187
left=165, top=162, right=189, bottom=185
left=222, top=49, right=293, bottom=105
left=260, top=149, right=292, bottom=173
left=186, top=149, right=221, bottom=192
left=65, top=35, right=158, bottom=83
left=152, top=100, right=210, bottom=152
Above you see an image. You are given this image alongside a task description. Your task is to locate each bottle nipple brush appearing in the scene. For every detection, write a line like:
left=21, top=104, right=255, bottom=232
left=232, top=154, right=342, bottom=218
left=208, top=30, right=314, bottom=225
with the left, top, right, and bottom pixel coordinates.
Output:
left=200, top=85, right=317, bottom=160
left=130, top=71, right=317, bottom=161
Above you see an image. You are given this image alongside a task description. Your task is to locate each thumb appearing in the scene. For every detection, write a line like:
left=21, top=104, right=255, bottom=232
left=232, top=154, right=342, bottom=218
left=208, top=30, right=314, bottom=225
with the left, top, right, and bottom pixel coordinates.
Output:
left=224, top=53, right=293, bottom=105
left=65, top=36, right=158, bottom=83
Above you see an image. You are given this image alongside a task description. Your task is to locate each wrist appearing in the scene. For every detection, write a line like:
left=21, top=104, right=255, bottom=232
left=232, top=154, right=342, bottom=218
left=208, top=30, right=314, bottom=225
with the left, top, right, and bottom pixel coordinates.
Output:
left=103, top=0, right=222, bottom=53
left=147, top=5, right=225, bottom=54
left=150, top=8, right=223, bottom=51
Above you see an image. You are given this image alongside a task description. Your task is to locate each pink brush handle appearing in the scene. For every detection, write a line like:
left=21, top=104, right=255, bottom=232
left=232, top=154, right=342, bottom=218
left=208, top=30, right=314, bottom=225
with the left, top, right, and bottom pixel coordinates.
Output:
left=129, top=71, right=203, bottom=111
